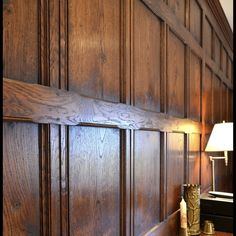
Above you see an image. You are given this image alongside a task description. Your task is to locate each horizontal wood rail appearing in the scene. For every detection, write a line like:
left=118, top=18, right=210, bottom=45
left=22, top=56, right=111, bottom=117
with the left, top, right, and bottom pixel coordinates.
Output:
left=3, top=78, right=212, bottom=134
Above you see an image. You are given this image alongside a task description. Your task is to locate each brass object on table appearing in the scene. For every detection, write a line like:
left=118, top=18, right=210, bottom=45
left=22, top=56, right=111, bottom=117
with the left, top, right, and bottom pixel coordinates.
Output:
left=202, top=220, right=215, bottom=235
left=183, top=184, right=201, bottom=235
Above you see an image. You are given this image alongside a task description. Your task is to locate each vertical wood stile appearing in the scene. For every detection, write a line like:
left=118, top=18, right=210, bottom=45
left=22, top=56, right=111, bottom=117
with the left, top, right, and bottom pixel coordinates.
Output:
left=160, top=132, right=167, bottom=221
left=39, top=0, right=50, bottom=235
left=59, top=0, right=69, bottom=235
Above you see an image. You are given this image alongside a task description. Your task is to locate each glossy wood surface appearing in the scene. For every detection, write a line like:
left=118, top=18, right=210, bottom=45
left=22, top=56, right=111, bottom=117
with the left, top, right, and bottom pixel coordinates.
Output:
left=134, top=131, right=160, bottom=235
left=3, top=0, right=233, bottom=235
left=134, top=0, right=161, bottom=112
left=3, top=78, right=203, bottom=133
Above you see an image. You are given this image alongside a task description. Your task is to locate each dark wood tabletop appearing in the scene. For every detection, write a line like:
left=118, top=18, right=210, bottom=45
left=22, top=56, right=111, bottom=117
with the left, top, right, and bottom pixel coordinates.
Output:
left=200, top=231, right=233, bottom=236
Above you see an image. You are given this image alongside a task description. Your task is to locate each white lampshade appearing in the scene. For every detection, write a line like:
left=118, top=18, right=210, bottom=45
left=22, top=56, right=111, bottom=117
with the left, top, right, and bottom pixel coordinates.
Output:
left=205, top=121, right=233, bottom=152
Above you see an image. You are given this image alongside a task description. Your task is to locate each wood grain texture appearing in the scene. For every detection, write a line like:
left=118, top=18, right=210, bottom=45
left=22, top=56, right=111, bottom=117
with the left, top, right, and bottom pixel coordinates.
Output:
left=221, top=47, right=227, bottom=77
left=189, top=51, right=201, bottom=121
left=201, top=133, right=212, bottom=192
left=204, top=17, right=213, bottom=59
left=214, top=33, right=221, bottom=68
left=221, top=83, right=228, bottom=122
left=168, top=0, right=186, bottom=25
left=142, top=0, right=233, bottom=89
left=212, top=75, right=222, bottom=123
left=3, top=0, right=38, bottom=83
left=190, top=0, right=202, bottom=45
left=167, top=30, right=185, bottom=118
left=134, top=130, right=161, bottom=235
left=3, top=122, right=40, bottom=235
left=3, top=78, right=202, bottom=133
left=68, top=0, right=120, bottom=102
left=68, top=126, right=120, bottom=235
left=228, top=90, right=233, bottom=122
left=134, top=0, right=161, bottom=112
left=166, top=132, right=184, bottom=216
left=227, top=57, right=232, bottom=81
left=146, top=210, right=180, bottom=236
left=202, top=66, right=212, bottom=124
left=188, top=133, right=200, bottom=184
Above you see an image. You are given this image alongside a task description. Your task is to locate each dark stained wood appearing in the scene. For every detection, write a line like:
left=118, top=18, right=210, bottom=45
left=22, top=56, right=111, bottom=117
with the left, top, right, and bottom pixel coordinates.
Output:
left=212, top=75, right=222, bottom=123
left=3, top=78, right=202, bottom=133
left=205, top=17, right=213, bottom=59
left=68, top=126, right=120, bottom=235
left=3, top=122, right=40, bottom=235
left=201, top=133, right=212, bottom=192
left=188, top=133, right=200, bottom=184
left=201, top=232, right=233, bottom=236
left=190, top=0, right=202, bottom=45
left=166, top=132, right=184, bottom=216
left=146, top=210, right=180, bottom=236
left=227, top=57, right=232, bottom=81
left=221, top=46, right=227, bottom=77
left=206, top=0, right=233, bottom=50
left=134, top=0, right=161, bottom=112
left=3, top=0, right=233, bottom=235
left=167, top=30, right=185, bottom=118
left=214, top=33, right=221, bottom=68
left=168, top=0, right=186, bottom=26
left=142, top=0, right=233, bottom=89
left=228, top=90, right=233, bottom=122
left=202, top=66, right=212, bottom=124
left=68, top=0, right=120, bottom=103
left=134, top=131, right=161, bottom=235
left=221, top=83, right=228, bottom=122
left=189, top=51, right=201, bottom=121
left=3, top=0, right=38, bottom=83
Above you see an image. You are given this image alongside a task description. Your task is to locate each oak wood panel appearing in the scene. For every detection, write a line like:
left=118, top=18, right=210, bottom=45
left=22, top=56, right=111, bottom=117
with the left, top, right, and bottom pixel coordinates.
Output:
left=214, top=33, right=221, bottom=68
left=134, top=130, right=161, bottom=235
left=134, top=0, right=161, bottom=112
left=188, top=133, right=200, bottom=184
left=214, top=159, right=228, bottom=192
left=212, top=75, right=222, bottom=123
left=201, top=133, right=212, bottom=192
left=69, top=126, right=120, bottom=235
left=189, top=51, right=201, bottom=121
left=228, top=90, right=233, bottom=122
left=202, top=66, right=212, bottom=124
left=3, top=78, right=202, bottom=133
left=166, top=132, right=185, bottom=216
left=49, top=124, right=61, bottom=236
left=205, top=54, right=232, bottom=90
left=3, top=0, right=38, bottom=83
left=189, top=0, right=202, bottom=45
left=145, top=210, right=179, bottom=236
left=204, top=17, right=213, bottom=59
left=167, top=30, right=185, bottom=118
left=3, top=122, right=40, bottom=235
left=142, top=0, right=233, bottom=89
left=227, top=58, right=232, bottom=81
left=204, top=0, right=233, bottom=52
left=68, top=0, right=120, bottom=102
left=168, top=0, right=186, bottom=26
left=221, top=47, right=227, bottom=77
left=221, top=83, right=228, bottom=122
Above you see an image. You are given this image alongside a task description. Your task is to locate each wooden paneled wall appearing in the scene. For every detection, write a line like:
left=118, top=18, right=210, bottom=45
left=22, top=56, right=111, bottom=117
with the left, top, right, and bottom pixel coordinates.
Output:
left=3, top=0, right=233, bottom=235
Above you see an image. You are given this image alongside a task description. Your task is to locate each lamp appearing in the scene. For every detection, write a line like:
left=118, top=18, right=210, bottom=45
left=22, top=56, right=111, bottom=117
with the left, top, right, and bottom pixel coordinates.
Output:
left=205, top=120, right=233, bottom=192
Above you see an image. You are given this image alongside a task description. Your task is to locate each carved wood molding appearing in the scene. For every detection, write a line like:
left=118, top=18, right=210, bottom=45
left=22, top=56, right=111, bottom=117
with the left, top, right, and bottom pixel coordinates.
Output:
left=3, top=78, right=206, bottom=134
left=206, top=0, right=233, bottom=50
